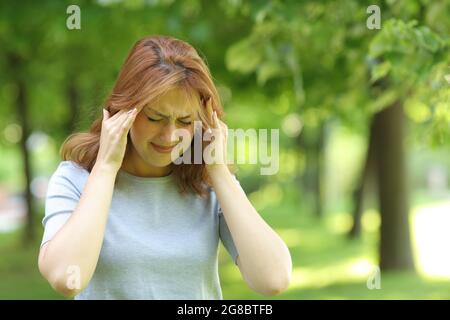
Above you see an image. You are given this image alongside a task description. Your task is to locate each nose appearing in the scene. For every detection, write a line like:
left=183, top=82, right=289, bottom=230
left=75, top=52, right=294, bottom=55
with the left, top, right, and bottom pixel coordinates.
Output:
left=158, top=122, right=179, bottom=146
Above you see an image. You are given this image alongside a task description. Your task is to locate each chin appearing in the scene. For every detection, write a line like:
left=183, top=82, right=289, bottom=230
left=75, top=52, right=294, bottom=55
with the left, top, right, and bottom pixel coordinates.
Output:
left=144, top=152, right=172, bottom=167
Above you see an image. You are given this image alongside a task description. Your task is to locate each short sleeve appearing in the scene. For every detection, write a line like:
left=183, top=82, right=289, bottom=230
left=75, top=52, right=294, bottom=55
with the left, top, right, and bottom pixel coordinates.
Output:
left=217, top=175, right=244, bottom=266
left=40, top=161, right=89, bottom=248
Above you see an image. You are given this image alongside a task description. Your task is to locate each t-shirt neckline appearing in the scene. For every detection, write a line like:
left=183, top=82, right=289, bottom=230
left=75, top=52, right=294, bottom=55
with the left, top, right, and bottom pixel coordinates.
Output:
left=117, top=169, right=174, bottom=183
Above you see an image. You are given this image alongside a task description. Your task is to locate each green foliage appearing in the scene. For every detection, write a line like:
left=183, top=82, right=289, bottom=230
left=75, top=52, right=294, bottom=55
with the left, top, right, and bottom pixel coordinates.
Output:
left=368, top=18, right=450, bottom=145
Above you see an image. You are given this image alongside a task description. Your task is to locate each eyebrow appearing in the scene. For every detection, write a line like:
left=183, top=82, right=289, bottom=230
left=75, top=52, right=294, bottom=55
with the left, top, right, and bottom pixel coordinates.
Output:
left=145, top=107, right=192, bottom=119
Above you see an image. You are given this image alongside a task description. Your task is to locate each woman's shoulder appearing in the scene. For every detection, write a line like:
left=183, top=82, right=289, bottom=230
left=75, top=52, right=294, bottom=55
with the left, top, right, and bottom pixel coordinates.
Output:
left=49, top=160, right=90, bottom=189
left=54, top=160, right=89, bottom=176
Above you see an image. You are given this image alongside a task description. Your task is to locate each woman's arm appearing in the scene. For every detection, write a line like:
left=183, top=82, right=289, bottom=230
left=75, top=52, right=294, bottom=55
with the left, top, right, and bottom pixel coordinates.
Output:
left=38, top=108, right=138, bottom=298
left=204, top=101, right=292, bottom=296
left=38, top=164, right=117, bottom=297
left=209, top=165, right=292, bottom=296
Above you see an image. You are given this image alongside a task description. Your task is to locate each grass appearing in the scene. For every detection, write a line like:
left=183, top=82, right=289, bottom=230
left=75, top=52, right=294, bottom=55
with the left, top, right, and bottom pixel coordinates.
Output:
left=0, top=227, right=64, bottom=300
left=219, top=193, right=450, bottom=300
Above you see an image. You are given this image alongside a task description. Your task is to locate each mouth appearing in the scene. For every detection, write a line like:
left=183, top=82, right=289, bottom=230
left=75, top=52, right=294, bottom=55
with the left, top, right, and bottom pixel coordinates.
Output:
left=150, top=142, right=177, bottom=153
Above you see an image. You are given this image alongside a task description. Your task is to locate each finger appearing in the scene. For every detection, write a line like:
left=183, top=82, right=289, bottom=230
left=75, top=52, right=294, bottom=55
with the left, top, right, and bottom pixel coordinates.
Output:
left=206, top=111, right=218, bottom=140
left=103, top=109, right=110, bottom=121
left=201, top=98, right=212, bottom=132
left=216, top=114, right=227, bottom=130
left=123, top=113, right=137, bottom=137
left=108, top=109, right=128, bottom=124
left=118, top=108, right=137, bottom=131
left=110, top=109, right=134, bottom=126
left=122, top=110, right=139, bottom=132
left=214, top=112, right=227, bottom=139
left=213, top=110, right=219, bottom=128
left=206, top=99, right=217, bottom=129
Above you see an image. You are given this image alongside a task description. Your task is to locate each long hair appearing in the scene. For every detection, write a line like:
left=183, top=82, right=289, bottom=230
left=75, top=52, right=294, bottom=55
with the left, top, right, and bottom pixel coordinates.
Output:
left=60, top=35, right=232, bottom=197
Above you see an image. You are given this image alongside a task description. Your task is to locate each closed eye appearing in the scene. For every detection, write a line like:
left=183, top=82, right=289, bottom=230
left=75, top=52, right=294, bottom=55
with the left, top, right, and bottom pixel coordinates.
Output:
left=147, top=117, right=191, bottom=125
left=178, top=120, right=192, bottom=125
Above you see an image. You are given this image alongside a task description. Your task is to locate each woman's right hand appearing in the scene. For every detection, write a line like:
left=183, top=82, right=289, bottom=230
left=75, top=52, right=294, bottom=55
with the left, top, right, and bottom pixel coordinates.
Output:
left=95, top=108, right=138, bottom=173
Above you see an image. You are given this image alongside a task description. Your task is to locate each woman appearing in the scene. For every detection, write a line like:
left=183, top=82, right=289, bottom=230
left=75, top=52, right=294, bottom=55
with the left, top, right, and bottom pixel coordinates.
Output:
left=38, top=35, right=292, bottom=300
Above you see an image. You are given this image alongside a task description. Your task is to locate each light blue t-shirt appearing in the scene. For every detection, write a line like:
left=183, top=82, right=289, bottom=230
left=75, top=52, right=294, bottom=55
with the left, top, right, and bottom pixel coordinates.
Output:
left=40, top=161, right=241, bottom=300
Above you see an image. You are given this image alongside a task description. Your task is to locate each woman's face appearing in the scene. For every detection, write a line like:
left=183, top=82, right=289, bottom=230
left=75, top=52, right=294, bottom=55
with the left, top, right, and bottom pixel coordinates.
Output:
left=127, top=87, right=199, bottom=172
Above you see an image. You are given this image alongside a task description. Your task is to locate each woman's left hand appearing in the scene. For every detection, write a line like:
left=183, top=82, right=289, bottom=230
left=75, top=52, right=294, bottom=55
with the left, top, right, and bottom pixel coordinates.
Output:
left=204, top=98, right=228, bottom=173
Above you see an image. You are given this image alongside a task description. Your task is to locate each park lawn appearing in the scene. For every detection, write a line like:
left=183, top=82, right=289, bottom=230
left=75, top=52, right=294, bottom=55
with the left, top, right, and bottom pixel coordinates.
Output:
left=0, top=230, right=64, bottom=299
left=219, top=195, right=450, bottom=300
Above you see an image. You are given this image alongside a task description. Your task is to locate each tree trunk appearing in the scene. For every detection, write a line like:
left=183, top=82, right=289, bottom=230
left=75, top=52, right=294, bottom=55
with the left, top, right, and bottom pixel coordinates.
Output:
left=297, top=123, right=325, bottom=218
left=9, top=53, right=35, bottom=245
left=348, top=120, right=376, bottom=238
left=312, top=123, right=325, bottom=218
left=372, top=102, right=415, bottom=271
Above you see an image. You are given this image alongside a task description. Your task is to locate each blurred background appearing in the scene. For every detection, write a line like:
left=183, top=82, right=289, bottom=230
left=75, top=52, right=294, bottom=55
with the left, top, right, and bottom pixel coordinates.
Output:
left=0, top=0, right=450, bottom=299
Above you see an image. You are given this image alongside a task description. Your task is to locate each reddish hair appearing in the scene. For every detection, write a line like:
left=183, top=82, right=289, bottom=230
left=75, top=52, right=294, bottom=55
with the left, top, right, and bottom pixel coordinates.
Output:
left=60, top=35, right=233, bottom=197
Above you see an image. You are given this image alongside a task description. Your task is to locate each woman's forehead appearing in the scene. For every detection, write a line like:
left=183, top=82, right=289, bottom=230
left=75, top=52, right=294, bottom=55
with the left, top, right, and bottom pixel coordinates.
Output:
left=147, top=87, right=200, bottom=116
